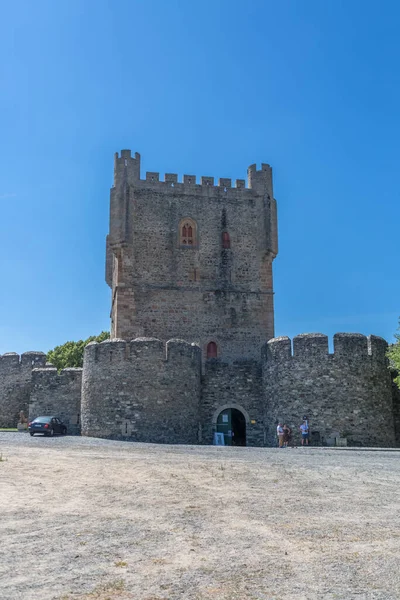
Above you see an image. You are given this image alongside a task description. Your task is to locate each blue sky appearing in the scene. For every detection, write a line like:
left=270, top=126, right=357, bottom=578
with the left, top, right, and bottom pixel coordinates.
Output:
left=0, top=0, right=399, bottom=354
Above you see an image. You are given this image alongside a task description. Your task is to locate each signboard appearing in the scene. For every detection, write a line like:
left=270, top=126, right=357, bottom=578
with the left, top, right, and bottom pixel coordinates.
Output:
left=213, top=432, right=225, bottom=446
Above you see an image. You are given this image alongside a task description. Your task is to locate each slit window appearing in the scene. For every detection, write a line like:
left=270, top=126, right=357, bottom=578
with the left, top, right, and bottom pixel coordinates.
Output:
left=207, top=341, right=218, bottom=359
left=222, top=232, right=230, bottom=249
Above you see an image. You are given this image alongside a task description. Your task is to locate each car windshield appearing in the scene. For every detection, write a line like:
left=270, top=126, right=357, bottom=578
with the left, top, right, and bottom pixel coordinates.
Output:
left=33, top=417, right=52, bottom=423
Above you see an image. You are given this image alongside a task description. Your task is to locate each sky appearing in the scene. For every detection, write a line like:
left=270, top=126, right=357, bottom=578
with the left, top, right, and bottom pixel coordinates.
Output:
left=0, top=0, right=399, bottom=355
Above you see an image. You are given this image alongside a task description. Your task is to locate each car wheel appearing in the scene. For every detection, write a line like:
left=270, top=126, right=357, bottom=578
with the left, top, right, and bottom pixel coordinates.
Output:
left=30, top=433, right=34, bottom=437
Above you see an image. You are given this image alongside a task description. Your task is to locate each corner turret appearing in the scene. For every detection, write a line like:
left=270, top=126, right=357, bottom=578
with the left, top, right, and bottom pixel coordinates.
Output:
left=247, top=163, right=278, bottom=257
left=247, top=163, right=273, bottom=196
left=113, top=150, right=141, bottom=187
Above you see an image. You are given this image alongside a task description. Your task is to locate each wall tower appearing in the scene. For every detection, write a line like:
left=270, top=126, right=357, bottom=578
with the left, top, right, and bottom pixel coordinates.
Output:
left=106, top=150, right=278, bottom=362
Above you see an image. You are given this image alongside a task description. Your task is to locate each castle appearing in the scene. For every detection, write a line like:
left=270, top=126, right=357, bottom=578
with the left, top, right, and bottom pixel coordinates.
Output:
left=1, top=150, right=399, bottom=447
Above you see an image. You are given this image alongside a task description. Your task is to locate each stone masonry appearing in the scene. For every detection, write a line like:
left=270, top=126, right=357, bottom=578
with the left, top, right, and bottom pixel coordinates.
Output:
left=30, top=367, right=83, bottom=435
left=201, top=360, right=264, bottom=446
left=0, top=149, right=399, bottom=447
left=263, top=333, right=396, bottom=447
left=106, top=150, right=278, bottom=363
left=0, top=352, right=46, bottom=427
left=392, top=378, right=400, bottom=447
left=76, top=331, right=396, bottom=447
left=81, top=338, right=201, bottom=443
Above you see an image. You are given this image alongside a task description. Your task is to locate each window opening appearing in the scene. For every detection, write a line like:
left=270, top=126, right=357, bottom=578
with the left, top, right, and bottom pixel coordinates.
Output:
left=222, top=232, right=230, bottom=249
left=180, top=219, right=197, bottom=246
left=207, top=341, right=218, bottom=359
left=189, top=268, right=200, bottom=282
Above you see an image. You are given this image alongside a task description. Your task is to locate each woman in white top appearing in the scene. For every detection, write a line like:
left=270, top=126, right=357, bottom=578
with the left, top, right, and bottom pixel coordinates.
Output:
left=276, top=422, right=284, bottom=448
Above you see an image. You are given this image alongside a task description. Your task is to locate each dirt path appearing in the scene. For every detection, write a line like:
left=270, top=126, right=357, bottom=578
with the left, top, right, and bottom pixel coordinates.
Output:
left=0, top=435, right=399, bottom=599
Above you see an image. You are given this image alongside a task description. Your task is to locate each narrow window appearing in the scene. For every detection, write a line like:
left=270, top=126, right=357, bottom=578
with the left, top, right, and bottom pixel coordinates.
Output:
left=179, top=218, right=197, bottom=247
left=222, top=232, right=230, bottom=249
left=207, top=341, right=218, bottom=359
left=189, top=268, right=200, bottom=282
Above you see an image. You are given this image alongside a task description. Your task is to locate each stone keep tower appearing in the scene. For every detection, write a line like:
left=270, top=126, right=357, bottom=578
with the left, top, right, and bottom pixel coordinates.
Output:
left=106, top=150, right=278, bottom=362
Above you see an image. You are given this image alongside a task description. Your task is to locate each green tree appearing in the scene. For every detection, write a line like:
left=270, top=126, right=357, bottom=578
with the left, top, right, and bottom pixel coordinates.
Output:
left=387, top=319, right=400, bottom=388
left=47, top=331, right=110, bottom=371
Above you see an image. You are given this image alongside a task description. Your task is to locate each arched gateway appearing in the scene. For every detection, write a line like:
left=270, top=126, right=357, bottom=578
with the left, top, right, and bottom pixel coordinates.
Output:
left=215, top=406, right=248, bottom=446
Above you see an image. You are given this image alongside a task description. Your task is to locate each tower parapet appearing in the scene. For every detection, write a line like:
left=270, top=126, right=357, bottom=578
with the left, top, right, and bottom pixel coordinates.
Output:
left=247, top=163, right=273, bottom=196
left=111, top=150, right=276, bottom=197
left=81, top=338, right=202, bottom=443
left=0, top=351, right=46, bottom=372
left=292, top=333, right=329, bottom=358
left=113, top=149, right=141, bottom=186
left=263, top=333, right=395, bottom=447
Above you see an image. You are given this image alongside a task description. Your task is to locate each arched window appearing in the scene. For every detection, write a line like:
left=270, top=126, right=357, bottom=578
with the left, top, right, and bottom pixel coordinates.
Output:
left=179, top=218, right=197, bottom=247
left=222, top=231, right=230, bottom=249
left=207, top=341, right=218, bottom=359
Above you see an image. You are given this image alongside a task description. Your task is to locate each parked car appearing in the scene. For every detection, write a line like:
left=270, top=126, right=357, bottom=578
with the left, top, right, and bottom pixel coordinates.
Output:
left=28, top=416, right=67, bottom=437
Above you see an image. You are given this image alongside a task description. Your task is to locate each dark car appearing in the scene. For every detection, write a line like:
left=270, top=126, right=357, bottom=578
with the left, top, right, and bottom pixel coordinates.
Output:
left=28, top=416, right=67, bottom=437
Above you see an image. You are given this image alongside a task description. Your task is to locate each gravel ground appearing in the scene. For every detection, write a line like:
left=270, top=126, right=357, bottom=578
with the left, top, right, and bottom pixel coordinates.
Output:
left=0, top=434, right=400, bottom=600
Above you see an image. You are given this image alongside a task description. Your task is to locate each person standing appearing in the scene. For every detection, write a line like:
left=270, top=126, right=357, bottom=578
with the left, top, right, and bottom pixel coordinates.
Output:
left=276, top=422, right=285, bottom=448
left=299, top=419, right=309, bottom=446
left=282, top=423, right=292, bottom=448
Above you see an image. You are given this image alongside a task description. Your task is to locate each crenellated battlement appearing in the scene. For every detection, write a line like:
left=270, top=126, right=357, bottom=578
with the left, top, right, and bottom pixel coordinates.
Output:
left=0, top=351, right=46, bottom=372
left=166, top=338, right=201, bottom=360
left=263, top=332, right=395, bottom=448
left=2, top=144, right=399, bottom=446
left=139, top=172, right=254, bottom=195
left=81, top=337, right=202, bottom=443
left=0, top=350, right=47, bottom=428
left=112, top=150, right=274, bottom=196
left=32, top=367, right=83, bottom=381
left=113, top=149, right=141, bottom=186
left=264, top=333, right=389, bottom=363
left=83, top=337, right=201, bottom=365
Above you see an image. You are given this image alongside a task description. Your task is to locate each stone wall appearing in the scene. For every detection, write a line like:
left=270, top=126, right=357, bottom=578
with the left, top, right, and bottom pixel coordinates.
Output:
left=392, top=376, right=400, bottom=447
left=263, top=333, right=396, bottom=447
left=0, top=352, right=47, bottom=427
left=106, top=150, right=278, bottom=363
left=201, top=359, right=264, bottom=446
left=81, top=338, right=202, bottom=443
left=29, top=368, right=83, bottom=435
left=2, top=333, right=398, bottom=448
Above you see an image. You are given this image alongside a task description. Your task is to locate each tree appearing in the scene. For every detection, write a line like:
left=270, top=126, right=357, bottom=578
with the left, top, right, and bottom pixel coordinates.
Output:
left=47, top=331, right=110, bottom=371
left=387, top=319, right=400, bottom=389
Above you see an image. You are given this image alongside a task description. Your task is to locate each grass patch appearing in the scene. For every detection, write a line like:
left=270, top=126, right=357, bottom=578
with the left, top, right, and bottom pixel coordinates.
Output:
left=59, top=578, right=129, bottom=599
left=89, top=579, right=126, bottom=596
left=0, top=428, right=18, bottom=432
left=0, top=453, right=7, bottom=462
